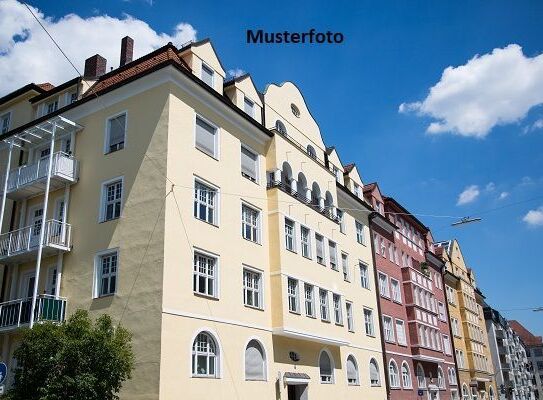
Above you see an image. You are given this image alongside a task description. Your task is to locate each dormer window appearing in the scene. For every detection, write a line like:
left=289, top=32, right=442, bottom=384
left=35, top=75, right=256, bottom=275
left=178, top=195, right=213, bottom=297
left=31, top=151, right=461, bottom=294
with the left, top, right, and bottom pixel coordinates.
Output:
left=45, top=98, right=59, bottom=115
left=306, top=145, right=317, bottom=159
left=1, top=112, right=11, bottom=134
left=275, top=120, right=287, bottom=135
left=201, top=63, right=214, bottom=87
left=244, top=97, right=255, bottom=118
left=353, top=183, right=361, bottom=197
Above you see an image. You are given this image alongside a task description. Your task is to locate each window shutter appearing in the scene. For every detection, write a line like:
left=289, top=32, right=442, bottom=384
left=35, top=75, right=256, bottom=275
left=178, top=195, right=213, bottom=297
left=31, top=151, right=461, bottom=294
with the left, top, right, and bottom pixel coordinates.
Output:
left=245, top=341, right=264, bottom=380
left=196, top=117, right=216, bottom=156
left=241, top=146, right=257, bottom=180
left=319, top=352, right=332, bottom=376
left=347, top=357, right=357, bottom=381
left=109, top=114, right=126, bottom=146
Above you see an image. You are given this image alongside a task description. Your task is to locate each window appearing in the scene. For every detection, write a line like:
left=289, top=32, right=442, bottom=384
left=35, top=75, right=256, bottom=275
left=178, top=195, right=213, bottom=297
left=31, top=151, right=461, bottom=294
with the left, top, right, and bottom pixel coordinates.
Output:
left=452, top=318, right=461, bottom=336
left=242, top=204, right=260, bottom=243
left=306, top=144, right=317, bottom=159
left=201, top=63, right=214, bottom=87
left=333, top=294, right=343, bottom=325
left=389, top=360, right=400, bottom=388
left=328, top=241, right=337, bottom=270
left=1, top=112, right=11, bottom=134
left=380, top=237, right=386, bottom=257
left=383, top=316, right=395, bottom=342
left=319, top=289, right=329, bottom=321
left=95, top=251, right=118, bottom=297
left=369, top=359, right=380, bottom=386
left=304, top=283, right=315, bottom=317
left=346, top=301, right=354, bottom=331
left=402, top=362, right=412, bottom=388
left=444, top=335, right=452, bottom=355
left=193, top=252, right=217, bottom=298
left=448, top=368, right=457, bottom=385
left=353, top=183, right=362, bottom=198
left=341, top=253, right=349, bottom=281
left=300, top=226, right=311, bottom=258
left=438, top=302, right=446, bottom=321
left=275, top=120, right=287, bottom=135
left=45, top=98, right=59, bottom=115
left=291, top=103, right=301, bottom=117
left=195, top=116, right=218, bottom=158
left=416, top=364, right=426, bottom=388
left=106, top=113, right=126, bottom=153
left=396, top=319, right=407, bottom=345
left=360, top=262, right=369, bottom=289
left=192, top=332, right=218, bottom=377
left=241, top=145, right=258, bottom=182
left=347, top=355, right=359, bottom=385
left=315, top=234, right=325, bottom=264
left=244, top=97, right=255, bottom=118
left=287, top=278, right=299, bottom=313
left=378, top=273, right=390, bottom=297
left=336, top=209, right=345, bottom=233
left=243, top=268, right=262, bottom=309
left=364, top=308, right=375, bottom=336
left=101, top=179, right=122, bottom=221
left=391, top=279, right=402, bottom=303
left=319, top=351, right=333, bottom=383
left=245, top=340, right=265, bottom=380
left=456, top=349, right=464, bottom=368
left=355, top=220, right=365, bottom=245
left=388, top=244, right=394, bottom=260
left=438, top=367, right=445, bottom=389
left=194, top=181, right=217, bottom=224
left=284, top=218, right=295, bottom=251
left=462, top=384, right=470, bottom=400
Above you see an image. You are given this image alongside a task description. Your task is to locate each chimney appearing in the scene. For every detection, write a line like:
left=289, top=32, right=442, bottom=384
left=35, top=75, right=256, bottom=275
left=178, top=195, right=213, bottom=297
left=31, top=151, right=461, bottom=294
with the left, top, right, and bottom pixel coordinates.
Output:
left=120, top=36, right=134, bottom=66
left=84, top=54, right=107, bottom=79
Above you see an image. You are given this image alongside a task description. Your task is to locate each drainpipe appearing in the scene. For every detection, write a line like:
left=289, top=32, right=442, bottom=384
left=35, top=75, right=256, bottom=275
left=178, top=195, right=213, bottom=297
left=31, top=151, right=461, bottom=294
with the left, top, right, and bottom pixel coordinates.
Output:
left=368, top=212, right=391, bottom=400
left=29, top=124, right=56, bottom=328
left=0, top=140, right=14, bottom=233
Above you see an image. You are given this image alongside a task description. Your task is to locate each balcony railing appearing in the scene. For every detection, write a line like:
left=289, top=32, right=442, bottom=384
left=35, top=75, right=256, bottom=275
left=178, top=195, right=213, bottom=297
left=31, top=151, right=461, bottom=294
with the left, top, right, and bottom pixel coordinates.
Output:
left=0, top=294, right=67, bottom=331
left=0, top=220, right=71, bottom=262
left=2, top=152, right=78, bottom=199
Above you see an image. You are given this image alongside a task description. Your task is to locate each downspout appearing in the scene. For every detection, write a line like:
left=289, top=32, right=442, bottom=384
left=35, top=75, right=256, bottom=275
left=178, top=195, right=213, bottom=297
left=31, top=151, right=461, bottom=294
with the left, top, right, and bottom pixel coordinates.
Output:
left=369, top=212, right=391, bottom=400
left=444, top=266, right=461, bottom=396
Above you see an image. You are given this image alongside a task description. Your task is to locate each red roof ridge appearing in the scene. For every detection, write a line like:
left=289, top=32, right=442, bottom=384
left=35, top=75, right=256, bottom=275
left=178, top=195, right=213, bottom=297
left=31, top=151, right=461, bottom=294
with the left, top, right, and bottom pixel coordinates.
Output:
left=37, top=82, right=55, bottom=91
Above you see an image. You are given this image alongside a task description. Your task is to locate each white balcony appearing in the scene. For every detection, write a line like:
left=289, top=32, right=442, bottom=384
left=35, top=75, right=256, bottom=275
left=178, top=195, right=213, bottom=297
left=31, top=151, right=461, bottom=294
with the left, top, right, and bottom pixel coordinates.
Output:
left=2, top=152, right=78, bottom=200
left=0, top=294, right=67, bottom=332
left=0, top=219, right=71, bottom=263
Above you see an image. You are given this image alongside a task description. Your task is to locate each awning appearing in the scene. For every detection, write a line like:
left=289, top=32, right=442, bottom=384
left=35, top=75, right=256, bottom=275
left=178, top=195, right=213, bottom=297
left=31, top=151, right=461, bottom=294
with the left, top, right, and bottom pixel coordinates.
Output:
left=283, top=372, right=310, bottom=385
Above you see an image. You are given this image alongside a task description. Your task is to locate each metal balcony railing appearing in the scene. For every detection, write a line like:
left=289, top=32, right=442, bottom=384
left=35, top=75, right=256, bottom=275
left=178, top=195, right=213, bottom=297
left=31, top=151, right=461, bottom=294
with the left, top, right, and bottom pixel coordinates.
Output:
left=2, top=152, right=78, bottom=197
left=0, top=294, right=67, bottom=330
left=0, top=220, right=71, bottom=261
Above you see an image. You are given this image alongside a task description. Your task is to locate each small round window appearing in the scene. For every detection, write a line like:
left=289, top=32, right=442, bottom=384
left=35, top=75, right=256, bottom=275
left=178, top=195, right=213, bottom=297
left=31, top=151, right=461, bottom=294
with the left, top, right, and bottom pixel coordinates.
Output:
left=291, top=103, right=300, bottom=118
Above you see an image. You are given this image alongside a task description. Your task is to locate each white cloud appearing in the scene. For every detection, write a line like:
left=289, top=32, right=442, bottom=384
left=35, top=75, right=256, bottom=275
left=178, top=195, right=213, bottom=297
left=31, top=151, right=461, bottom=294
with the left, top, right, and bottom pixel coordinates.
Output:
left=523, top=206, right=543, bottom=227
left=485, top=182, right=495, bottom=192
left=227, top=68, right=245, bottom=78
left=457, top=185, right=480, bottom=205
left=499, top=191, right=509, bottom=200
left=399, top=44, right=543, bottom=138
left=0, top=0, right=197, bottom=96
left=523, top=118, right=543, bottom=134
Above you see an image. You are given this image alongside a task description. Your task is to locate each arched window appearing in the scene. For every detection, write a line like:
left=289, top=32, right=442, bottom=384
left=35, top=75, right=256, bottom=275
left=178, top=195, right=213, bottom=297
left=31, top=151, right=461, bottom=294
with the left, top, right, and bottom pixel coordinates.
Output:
left=319, top=350, right=334, bottom=383
left=437, top=367, right=445, bottom=389
left=389, top=360, right=400, bottom=388
left=311, top=182, right=321, bottom=207
left=471, top=387, right=478, bottom=400
left=369, top=358, right=380, bottom=386
left=416, top=364, right=426, bottom=388
left=462, top=384, right=470, bottom=400
left=245, top=340, right=265, bottom=381
left=448, top=367, right=457, bottom=385
left=346, top=355, right=359, bottom=385
left=401, top=362, right=412, bottom=388
left=192, top=332, right=218, bottom=378
left=297, top=172, right=308, bottom=202
left=306, top=145, right=317, bottom=159
left=489, top=387, right=495, bottom=400
left=275, top=120, right=287, bottom=135
left=281, top=162, right=293, bottom=192
left=324, top=191, right=334, bottom=211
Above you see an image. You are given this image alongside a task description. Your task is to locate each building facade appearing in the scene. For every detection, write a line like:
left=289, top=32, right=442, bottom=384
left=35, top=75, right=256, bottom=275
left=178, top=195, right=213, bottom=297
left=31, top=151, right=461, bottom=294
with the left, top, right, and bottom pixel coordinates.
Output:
left=510, top=321, right=543, bottom=400
left=436, top=240, right=497, bottom=400
left=0, top=37, right=389, bottom=400
left=364, top=184, right=458, bottom=400
left=484, top=307, right=535, bottom=400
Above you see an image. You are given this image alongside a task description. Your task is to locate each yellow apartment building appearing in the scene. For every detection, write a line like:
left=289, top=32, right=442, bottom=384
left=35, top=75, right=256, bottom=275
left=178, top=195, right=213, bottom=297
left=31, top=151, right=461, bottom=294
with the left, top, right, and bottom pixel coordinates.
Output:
left=0, top=37, right=387, bottom=400
left=436, top=240, right=497, bottom=400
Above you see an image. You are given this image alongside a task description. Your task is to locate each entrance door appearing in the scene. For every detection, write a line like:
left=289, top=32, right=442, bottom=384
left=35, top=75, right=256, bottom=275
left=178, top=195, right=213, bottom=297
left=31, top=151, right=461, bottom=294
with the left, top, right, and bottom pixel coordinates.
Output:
left=287, top=384, right=308, bottom=400
left=29, top=206, right=44, bottom=248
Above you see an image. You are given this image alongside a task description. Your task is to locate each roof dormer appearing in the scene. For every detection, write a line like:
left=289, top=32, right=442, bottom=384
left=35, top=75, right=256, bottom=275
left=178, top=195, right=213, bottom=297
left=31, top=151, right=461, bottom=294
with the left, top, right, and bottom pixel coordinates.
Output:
left=343, top=163, right=364, bottom=199
left=224, top=74, right=263, bottom=124
left=179, top=39, right=226, bottom=94
left=325, top=147, right=345, bottom=185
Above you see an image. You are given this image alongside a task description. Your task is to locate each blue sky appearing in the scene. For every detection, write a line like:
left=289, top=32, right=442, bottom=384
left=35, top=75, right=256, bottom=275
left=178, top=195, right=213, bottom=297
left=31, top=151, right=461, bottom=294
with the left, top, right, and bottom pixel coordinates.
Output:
left=10, top=0, right=543, bottom=334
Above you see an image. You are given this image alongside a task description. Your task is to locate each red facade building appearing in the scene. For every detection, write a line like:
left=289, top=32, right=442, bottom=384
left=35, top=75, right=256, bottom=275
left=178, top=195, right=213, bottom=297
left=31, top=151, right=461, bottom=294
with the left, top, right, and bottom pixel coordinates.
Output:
left=365, top=183, right=457, bottom=400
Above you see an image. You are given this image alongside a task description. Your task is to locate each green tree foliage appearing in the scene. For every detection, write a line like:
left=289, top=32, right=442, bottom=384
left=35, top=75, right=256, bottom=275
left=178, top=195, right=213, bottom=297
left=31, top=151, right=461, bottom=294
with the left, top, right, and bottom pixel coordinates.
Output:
left=3, top=309, right=134, bottom=400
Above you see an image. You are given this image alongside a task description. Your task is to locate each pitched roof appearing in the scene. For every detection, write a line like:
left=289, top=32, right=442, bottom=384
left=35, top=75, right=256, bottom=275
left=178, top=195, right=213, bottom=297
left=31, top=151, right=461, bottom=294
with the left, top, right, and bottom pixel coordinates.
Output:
left=30, top=77, right=80, bottom=103
left=343, top=163, right=355, bottom=174
left=363, top=182, right=377, bottom=193
left=0, top=83, right=49, bottom=106
left=84, top=44, right=189, bottom=97
left=509, top=320, right=543, bottom=346
left=37, top=82, right=55, bottom=91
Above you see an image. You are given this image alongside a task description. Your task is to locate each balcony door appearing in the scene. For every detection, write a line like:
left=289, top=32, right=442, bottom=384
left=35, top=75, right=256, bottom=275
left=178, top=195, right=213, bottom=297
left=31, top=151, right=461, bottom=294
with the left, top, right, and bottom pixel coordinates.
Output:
left=19, top=272, right=35, bottom=299
left=45, top=265, right=58, bottom=296
left=28, top=205, right=44, bottom=248
left=35, top=145, right=51, bottom=178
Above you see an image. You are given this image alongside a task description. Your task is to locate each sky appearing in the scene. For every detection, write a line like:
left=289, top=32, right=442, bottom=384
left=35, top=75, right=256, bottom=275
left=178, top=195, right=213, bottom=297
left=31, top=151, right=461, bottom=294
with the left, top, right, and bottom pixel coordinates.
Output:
left=2, top=0, right=542, bottom=334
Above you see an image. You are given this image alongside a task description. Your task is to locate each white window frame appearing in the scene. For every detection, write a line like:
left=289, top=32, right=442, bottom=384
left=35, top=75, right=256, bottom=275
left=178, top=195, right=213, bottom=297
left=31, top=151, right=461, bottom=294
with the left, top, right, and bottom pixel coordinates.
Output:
left=99, top=176, right=124, bottom=222
left=346, top=301, right=354, bottom=332
left=328, top=240, right=338, bottom=270
left=193, top=249, right=219, bottom=299
left=389, top=360, right=400, bottom=388
left=243, top=96, right=255, bottom=118
left=341, top=252, right=350, bottom=281
left=287, top=277, right=299, bottom=313
left=201, top=62, right=215, bottom=87
left=359, top=261, right=370, bottom=289
left=333, top=293, right=343, bottom=325
left=194, top=114, right=220, bottom=159
left=194, top=178, right=219, bottom=225
left=391, top=278, right=402, bottom=303
left=1, top=111, right=11, bottom=134
left=319, top=289, right=330, bottom=322
left=240, top=143, right=259, bottom=183
left=284, top=218, right=296, bottom=252
left=103, top=110, right=127, bottom=154
left=243, top=266, right=263, bottom=310
left=315, top=233, right=325, bottom=265
left=355, top=220, right=366, bottom=245
left=396, top=319, right=407, bottom=345
left=383, top=315, right=395, bottom=343
left=300, top=225, right=311, bottom=259
left=364, top=307, right=375, bottom=336
left=241, top=202, right=261, bottom=244
left=304, top=283, right=315, bottom=318
left=378, top=272, right=390, bottom=298
left=93, top=248, right=120, bottom=298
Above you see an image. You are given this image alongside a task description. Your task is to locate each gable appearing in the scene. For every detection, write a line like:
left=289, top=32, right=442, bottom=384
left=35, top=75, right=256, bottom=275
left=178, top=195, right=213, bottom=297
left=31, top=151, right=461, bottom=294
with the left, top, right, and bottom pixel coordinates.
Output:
left=190, top=40, right=226, bottom=77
